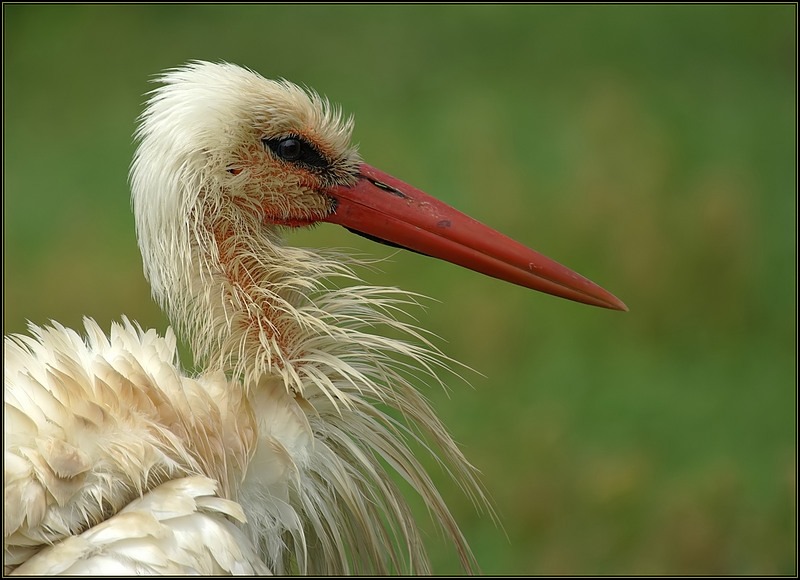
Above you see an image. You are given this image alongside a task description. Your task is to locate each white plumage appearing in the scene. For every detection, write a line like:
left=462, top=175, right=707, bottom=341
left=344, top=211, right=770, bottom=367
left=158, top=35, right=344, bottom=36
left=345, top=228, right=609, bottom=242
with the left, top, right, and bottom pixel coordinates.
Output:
left=4, top=61, right=625, bottom=575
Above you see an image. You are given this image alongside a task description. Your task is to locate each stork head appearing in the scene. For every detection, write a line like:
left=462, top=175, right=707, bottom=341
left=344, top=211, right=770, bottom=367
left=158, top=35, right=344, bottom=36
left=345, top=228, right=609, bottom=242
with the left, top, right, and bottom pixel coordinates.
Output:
left=131, top=61, right=626, bottom=317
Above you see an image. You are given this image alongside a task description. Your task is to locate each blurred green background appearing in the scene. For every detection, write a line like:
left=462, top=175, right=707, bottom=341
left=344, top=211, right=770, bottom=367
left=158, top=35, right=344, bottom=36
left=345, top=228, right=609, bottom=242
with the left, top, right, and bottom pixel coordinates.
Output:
left=3, top=5, right=796, bottom=575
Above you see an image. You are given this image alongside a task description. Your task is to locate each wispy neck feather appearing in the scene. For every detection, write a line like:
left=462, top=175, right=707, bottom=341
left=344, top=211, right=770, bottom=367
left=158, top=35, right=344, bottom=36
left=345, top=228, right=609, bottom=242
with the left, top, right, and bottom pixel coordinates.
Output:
left=143, top=174, right=492, bottom=572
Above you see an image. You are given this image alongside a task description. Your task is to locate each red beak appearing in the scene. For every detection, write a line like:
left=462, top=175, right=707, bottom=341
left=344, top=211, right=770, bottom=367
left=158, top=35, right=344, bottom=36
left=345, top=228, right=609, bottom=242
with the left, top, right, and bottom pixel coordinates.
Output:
left=323, top=163, right=627, bottom=311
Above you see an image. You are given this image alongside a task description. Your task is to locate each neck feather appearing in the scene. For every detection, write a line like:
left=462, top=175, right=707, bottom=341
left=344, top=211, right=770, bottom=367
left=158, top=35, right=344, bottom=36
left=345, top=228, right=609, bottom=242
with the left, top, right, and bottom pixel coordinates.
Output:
left=134, top=172, right=493, bottom=573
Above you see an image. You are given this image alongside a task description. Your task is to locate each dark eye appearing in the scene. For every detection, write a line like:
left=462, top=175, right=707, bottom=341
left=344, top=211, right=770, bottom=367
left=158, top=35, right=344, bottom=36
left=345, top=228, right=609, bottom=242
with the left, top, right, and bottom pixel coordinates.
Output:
left=276, top=138, right=302, bottom=161
left=262, top=135, right=329, bottom=170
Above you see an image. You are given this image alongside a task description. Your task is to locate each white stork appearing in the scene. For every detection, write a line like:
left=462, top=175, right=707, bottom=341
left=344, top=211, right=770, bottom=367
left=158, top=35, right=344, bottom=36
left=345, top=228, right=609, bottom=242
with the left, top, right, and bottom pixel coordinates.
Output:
left=4, top=61, right=626, bottom=575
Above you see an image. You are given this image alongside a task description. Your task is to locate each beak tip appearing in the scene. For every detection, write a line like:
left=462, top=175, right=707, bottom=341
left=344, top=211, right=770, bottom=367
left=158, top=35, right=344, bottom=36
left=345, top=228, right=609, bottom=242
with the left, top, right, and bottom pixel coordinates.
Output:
left=606, top=295, right=629, bottom=312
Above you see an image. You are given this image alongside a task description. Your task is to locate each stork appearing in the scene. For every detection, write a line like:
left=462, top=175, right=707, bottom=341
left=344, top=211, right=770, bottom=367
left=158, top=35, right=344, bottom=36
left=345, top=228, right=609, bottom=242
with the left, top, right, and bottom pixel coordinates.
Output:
left=4, top=61, right=626, bottom=575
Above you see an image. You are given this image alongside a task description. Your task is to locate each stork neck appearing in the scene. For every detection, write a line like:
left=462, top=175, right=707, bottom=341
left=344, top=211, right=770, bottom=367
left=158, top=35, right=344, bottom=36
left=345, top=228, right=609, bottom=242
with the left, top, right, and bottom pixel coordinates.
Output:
left=177, top=200, right=312, bottom=389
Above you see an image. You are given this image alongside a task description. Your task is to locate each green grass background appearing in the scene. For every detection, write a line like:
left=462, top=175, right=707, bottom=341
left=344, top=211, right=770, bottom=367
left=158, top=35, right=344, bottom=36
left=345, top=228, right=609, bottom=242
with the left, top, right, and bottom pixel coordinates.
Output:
left=3, top=5, right=795, bottom=574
